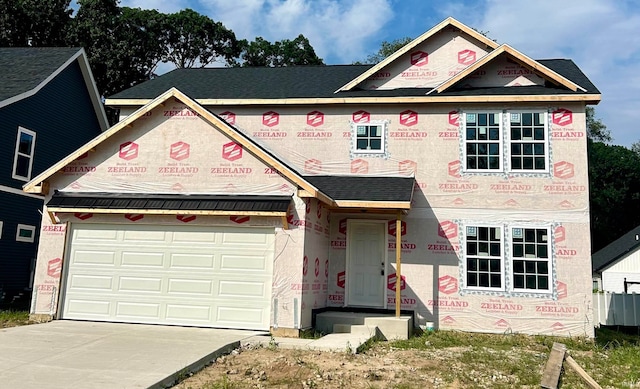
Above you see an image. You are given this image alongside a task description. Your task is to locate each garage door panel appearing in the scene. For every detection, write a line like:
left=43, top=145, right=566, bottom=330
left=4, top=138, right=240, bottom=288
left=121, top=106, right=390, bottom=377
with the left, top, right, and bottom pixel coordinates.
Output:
left=169, top=253, right=215, bottom=269
left=63, top=224, right=273, bottom=330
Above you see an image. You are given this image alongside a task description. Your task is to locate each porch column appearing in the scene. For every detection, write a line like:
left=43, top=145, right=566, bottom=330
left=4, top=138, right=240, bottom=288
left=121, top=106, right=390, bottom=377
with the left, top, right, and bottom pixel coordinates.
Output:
left=395, top=212, right=402, bottom=318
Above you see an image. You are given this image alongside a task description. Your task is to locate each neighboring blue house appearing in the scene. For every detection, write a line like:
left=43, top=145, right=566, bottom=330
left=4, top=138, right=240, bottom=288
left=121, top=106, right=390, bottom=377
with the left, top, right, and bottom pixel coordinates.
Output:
left=0, top=47, right=107, bottom=307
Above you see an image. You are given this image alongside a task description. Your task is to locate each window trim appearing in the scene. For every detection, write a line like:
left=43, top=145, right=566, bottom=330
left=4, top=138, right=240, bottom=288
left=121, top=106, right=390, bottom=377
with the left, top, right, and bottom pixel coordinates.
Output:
left=462, top=224, right=505, bottom=292
left=351, top=120, right=388, bottom=156
left=16, top=224, right=36, bottom=243
left=12, top=126, right=37, bottom=182
left=506, top=111, right=550, bottom=173
left=509, top=225, right=552, bottom=294
left=461, top=111, right=504, bottom=173
left=0, top=221, right=3, bottom=240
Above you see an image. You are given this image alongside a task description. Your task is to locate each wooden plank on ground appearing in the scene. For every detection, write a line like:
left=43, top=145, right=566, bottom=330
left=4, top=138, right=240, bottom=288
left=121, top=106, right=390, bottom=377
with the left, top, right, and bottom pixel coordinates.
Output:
left=540, top=342, right=567, bottom=389
left=565, top=355, right=603, bottom=389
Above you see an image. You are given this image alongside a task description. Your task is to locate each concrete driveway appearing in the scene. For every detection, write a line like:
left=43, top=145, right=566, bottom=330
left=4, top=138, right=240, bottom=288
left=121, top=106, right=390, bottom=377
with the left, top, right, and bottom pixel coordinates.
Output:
left=0, top=320, right=265, bottom=389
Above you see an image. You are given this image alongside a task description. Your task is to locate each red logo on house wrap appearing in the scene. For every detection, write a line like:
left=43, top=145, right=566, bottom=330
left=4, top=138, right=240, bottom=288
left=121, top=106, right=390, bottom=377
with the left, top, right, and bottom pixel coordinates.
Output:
left=399, top=160, right=417, bottom=176
left=125, top=214, right=143, bottom=222
left=495, top=319, right=509, bottom=328
left=442, top=315, right=456, bottom=324
left=172, top=183, right=184, bottom=191
left=551, top=322, right=565, bottom=331
left=325, top=259, right=329, bottom=277
left=279, top=183, right=291, bottom=193
left=448, top=160, right=461, bottom=178
left=448, top=111, right=460, bottom=126
left=553, top=161, right=574, bottom=179
left=304, top=159, right=322, bottom=174
left=458, top=49, right=476, bottom=65
left=337, top=271, right=345, bottom=288
left=70, top=181, right=82, bottom=189
left=307, top=111, right=324, bottom=127
left=351, top=159, right=368, bottom=174
left=230, top=215, right=250, bottom=224
left=555, top=226, right=566, bottom=243
left=410, top=51, right=428, bottom=66
left=314, top=257, right=320, bottom=278
left=119, top=141, right=139, bottom=160
left=169, top=141, right=190, bottom=161
left=176, top=215, right=196, bottom=223
left=438, top=221, right=458, bottom=239
left=352, top=110, right=370, bottom=123
left=262, top=111, right=279, bottom=127
left=74, top=213, right=93, bottom=220
left=219, top=111, right=236, bottom=125
left=316, top=203, right=322, bottom=219
left=557, top=281, right=568, bottom=299
left=47, top=257, right=62, bottom=278
left=339, top=218, right=347, bottom=235
left=552, top=108, right=572, bottom=126
left=304, top=199, right=311, bottom=214
left=387, top=273, right=406, bottom=291
left=303, top=256, right=309, bottom=276
left=222, top=142, right=242, bottom=161
left=438, top=275, right=458, bottom=294
left=388, top=220, right=407, bottom=237
left=399, top=110, right=418, bottom=126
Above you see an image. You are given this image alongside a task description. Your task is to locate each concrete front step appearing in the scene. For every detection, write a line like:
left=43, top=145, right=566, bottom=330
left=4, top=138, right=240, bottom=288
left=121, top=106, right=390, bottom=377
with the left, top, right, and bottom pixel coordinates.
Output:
left=240, top=332, right=375, bottom=354
left=316, top=311, right=413, bottom=340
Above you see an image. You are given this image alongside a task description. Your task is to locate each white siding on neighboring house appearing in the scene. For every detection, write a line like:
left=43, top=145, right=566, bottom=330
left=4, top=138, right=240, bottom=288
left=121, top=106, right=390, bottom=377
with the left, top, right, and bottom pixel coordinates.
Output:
left=601, top=247, right=640, bottom=293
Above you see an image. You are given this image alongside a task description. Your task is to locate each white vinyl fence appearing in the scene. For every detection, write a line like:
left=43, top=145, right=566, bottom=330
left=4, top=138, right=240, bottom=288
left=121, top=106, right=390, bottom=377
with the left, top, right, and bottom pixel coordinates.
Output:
left=593, top=292, right=640, bottom=326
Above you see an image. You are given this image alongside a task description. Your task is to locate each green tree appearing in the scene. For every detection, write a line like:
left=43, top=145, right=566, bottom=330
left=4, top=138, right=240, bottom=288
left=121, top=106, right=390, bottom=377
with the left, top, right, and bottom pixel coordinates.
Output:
left=234, top=34, right=323, bottom=67
left=163, top=9, right=240, bottom=68
left=0, top=0, right=72, bottom=46
left=631, top=141, right=640, bottom=157
left=355, top=37, right=412, bottom=65
left=586, top=106, right=612, bottom=143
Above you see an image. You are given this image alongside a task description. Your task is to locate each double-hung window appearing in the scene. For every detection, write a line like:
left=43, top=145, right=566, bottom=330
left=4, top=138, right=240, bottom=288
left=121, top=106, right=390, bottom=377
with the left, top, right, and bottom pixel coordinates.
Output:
left=353, top=122, right=385, bottom=154
left=462, top=223, right=553, bottom=295
left=12, top=127, right=36, bottom=181
left=511, top=226, right=551, bottom=292
left=462, top=111, right=549, bottom=174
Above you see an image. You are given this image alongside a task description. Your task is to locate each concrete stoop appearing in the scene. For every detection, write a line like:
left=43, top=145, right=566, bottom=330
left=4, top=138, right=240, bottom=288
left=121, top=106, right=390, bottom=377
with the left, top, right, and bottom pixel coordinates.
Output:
left=315, top=311, right=413, bottom=340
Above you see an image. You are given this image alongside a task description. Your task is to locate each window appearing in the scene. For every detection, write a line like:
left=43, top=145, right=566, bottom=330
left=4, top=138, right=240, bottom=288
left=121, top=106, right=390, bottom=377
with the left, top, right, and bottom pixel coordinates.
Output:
left=511, top=227, right=551, bottom=292
left=462, top=223, right=553, bottom=295
left=12, top=127, right=36, bottom=181
left=463, top=112, right=502, bottom=172
left=465, top=226, right=503, bottom=290
left=462, top=111, right=549, bottom=174
left=509, top=112, right=548, bottom=171
left=352, top=121, right=387, bottom=155
left=16, top=224, right=36, bottom=243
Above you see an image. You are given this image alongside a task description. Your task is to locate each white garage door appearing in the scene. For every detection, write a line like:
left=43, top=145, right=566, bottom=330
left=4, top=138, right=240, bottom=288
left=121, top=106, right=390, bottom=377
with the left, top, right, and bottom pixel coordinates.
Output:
left=62, top=223, right=274, bottom=330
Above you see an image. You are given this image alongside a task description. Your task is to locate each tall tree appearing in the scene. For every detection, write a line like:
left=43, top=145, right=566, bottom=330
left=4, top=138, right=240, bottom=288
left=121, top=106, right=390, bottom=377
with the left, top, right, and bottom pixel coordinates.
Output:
left=586, top=106, right=612, bottom=143
left=355, top=37, right=412, bottom=64
left=234, top=34, right=323, bottom=67
left=163, top=9, right=240, bottom=68
left=0, top=0, right=72, bottom=46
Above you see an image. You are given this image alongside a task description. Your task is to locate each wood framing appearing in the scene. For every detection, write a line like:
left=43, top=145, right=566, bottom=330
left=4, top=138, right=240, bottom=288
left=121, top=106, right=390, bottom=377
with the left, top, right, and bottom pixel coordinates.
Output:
left=46, top=207, right=288, bottom=217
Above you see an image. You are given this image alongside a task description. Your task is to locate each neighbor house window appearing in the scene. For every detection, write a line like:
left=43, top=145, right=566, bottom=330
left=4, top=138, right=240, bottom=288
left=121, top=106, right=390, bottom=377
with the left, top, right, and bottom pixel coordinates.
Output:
left=463, top=112, right=502, bottom=172
left=462, top=223, right=553, bottom=295
left=352, top=121, right=386, bottom=154
left=461, top=111, right=550, bottom=174
left=508, top=112, right=549, bottom=172
left=16, top=224, right=36, bottom=243
left=464, top=225, right=504, bottom=290
left=511, top=226, right=551, bottom=292
left=12, top=127, right=36, bottom=181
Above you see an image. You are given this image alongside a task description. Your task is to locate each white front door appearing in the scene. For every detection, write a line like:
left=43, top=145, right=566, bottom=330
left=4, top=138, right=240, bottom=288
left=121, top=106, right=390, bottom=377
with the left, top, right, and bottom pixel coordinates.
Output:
left=346, top=220, right=386, bottom=307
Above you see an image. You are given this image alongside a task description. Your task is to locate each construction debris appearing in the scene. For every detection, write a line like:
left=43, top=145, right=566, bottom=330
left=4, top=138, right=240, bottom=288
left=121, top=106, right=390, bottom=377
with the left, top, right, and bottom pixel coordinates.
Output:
left=541, top=342, right=602, bottom=389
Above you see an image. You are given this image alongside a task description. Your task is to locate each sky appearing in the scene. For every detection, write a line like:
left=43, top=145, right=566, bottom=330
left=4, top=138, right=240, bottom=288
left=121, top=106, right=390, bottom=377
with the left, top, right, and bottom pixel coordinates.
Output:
left=113, top=0, right=640, bottom=147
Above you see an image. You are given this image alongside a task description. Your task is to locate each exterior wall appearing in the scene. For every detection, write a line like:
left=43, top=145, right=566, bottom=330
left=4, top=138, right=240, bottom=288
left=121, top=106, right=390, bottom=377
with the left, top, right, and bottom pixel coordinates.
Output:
left=602, top=248, right=640, bottom=293
left=0, top=60, right=103, bottom=303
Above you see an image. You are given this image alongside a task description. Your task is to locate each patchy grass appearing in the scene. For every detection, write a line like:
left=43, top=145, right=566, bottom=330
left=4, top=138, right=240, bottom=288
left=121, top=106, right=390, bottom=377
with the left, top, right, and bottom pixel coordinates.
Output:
left=174, top=327, right=640, bottom=389
left=0, top=310, right=30, bottom=328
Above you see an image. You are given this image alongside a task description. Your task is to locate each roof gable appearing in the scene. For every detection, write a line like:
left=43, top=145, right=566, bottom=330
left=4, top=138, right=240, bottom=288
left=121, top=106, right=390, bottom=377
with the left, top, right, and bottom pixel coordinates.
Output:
left=337, top=17, right=500, bottom=92
left=433, top=45, right=585, bottom=94
left=0, top=47, right=108, bottom=130
left=592, top=225, right=640, bottom=273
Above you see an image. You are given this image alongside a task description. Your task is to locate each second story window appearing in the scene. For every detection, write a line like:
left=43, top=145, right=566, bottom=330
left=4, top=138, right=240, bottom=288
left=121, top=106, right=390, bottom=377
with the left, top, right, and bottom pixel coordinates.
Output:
left=13, top=127, right=36, bottom=181
left=351, top=120, right=388, bottom=157
left=463, top=112, right=502, bottom=172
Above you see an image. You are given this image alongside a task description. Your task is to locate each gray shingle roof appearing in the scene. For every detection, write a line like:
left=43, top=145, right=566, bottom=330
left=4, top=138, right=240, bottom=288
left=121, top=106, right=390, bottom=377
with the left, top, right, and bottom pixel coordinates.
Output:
left=0, top=47, right=81, bottom=102
left=108, top=59, right=598, bottom=100
left=303, top=176, right=415, bottom=202
left=592, top=225, right=640, bottom=273
left=47, top=192, right=292, bottom=213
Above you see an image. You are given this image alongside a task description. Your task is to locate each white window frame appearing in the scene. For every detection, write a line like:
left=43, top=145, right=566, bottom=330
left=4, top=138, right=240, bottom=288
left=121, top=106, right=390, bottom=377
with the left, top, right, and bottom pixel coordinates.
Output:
left=12, top=126, right=37, bottom=182
left=0, top=221, right=3, bottom=239
left=351, top=120, right=387, bottom=155
left=462, top=111, right=504, bottom=173
left=509, top=225, right=552, bottom=294
left=506, top=111, right=550, bottom=173
left=16, top=224, right=36, bottom=243
left=462, top=224, right=505, bottom=292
